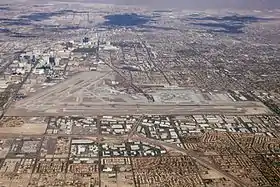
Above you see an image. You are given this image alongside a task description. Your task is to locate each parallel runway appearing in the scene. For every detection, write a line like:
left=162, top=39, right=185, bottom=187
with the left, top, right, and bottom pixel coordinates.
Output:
left=6, top=101, right=271, bottom=116
left=16, top=71, right=112, bottom=108
left=6, top=71, right=272, bottom=117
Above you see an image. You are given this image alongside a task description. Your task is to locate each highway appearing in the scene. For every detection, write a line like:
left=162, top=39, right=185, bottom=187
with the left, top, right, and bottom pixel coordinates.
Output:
left=0, top=130, right=248, bottom=187
left=1, top=47, right=37, bottom=118
left=131, top=134, right=249, bottom=187
left=125, top=115, right=144, bottom=141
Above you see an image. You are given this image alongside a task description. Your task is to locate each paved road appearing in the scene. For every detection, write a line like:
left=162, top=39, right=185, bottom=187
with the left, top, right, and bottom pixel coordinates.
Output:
left=132, top=134, right=249, bottom=187
left=126, top=115, right=144, bottom=141
left=0, top=130, right=248, bottom=187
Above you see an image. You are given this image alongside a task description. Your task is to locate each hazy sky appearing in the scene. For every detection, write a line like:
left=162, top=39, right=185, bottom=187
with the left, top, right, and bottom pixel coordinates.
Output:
left=3, top=0, right=280, bottom=9
left=115, top=0, right=280, bottom=9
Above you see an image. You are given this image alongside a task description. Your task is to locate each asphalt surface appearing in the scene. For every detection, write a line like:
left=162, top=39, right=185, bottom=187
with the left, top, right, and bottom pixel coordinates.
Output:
left=6, top=101, right=270, bottom=116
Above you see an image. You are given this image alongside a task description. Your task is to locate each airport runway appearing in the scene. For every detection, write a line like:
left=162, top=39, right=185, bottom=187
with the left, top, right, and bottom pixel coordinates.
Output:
left=6, top=101, right=271, bottom=116
left=16, top=71, right=112, bottom=108
left=6, top=71, right=272, bottom=117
